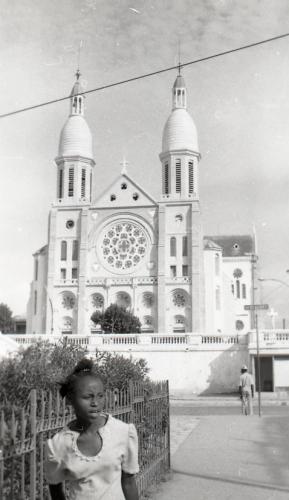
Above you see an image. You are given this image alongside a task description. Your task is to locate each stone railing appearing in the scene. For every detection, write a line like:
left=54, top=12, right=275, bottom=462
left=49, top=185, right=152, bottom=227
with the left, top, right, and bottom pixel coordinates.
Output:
left=9, top=332, right=247, bottom=352
left=248, top=329, right=289, bottom=349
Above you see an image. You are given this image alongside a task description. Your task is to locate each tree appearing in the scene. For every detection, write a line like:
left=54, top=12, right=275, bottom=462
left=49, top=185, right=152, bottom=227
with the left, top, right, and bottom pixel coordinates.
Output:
left=0, top=303, right=14, bottom=333
left=0, top=339, right=149, bottom=406
left=91, top=304, right=141, bottom=334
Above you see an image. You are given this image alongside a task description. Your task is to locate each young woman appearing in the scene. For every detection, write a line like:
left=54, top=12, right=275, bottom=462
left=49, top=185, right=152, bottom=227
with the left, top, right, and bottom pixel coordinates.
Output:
left=45, top=359, right=139, bottom=500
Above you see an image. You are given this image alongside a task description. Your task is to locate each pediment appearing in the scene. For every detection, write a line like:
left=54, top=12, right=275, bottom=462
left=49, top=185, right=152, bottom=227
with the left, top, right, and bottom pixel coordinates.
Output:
left=95, top=173, right=157, bottom=208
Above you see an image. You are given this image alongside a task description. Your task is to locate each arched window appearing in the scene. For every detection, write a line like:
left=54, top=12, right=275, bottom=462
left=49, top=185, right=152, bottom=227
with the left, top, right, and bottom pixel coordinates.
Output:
left=176, top=159, right=181, bottom=193
left=58, top=169, right=63, bottom=198
left=188, top=161, right=194, bottom=193
left=68, top=168, right=74, bottom=197
left=242, top=284, right=246, bottom=299
left=61, top=241, right=67, bottom=261
left=215, top=253, right=220, bottom=276
left=34, top=291, right=37, bottom=315
left=72, top=240, right=78, bottom=261
left=163, top=163, right=169, bottom=194
left=182, top=236, right=188, bottom=256
left=81, top=169, right=86, bottom=198
left=236, top=280, right=240, bottom=299
left=170, top=237, right=176, bottom=257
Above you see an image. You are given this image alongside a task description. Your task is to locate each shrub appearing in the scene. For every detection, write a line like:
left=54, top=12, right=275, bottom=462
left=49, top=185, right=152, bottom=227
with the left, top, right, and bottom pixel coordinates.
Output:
left=0, top=339, right=149, bottom=406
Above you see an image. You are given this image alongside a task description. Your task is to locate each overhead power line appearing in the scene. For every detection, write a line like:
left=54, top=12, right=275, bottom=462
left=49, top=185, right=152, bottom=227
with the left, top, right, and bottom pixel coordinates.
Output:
left=0, top=31, right=289, bottom=120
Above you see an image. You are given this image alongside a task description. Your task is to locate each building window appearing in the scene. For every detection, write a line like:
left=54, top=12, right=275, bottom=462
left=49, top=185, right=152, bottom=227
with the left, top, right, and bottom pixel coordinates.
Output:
left=170, top=237, right=176, bottom=256
left=236, top=279, right=240, bottom=299
left=216, top=286, right=221, bottom=310
left=164, top=163, right=169, bottom=194
left=236, top=320, right=244, bottom=331
left=61, top=241, right=67, bottom=261
left=242, top=284, right=246, bottom=299
left=182, top=265, right=188, bottom=277
left=60, top=268, right=66, bottom=280
left=90, top=172, right=92, bottom=201
left=188, top=161, right=194, bottom=193
left=182, top=236, right=188, bottom=256
left=231, top=283, right=234, bottom=295
left=176, top=159, right=181, bottom=193
left=34, top=260, right=38, bottom=281
left=170, top=265, right=177, bottom=278
left=34, top=291, right=37, bottom=315
left=72, top=240, right=78, bottom=261
left=68, top=168, right=74, bottom=197
left=58, top=169, right=63, bottom=198
left=72, top=268, right=78, bottom=279
left=215, top=253, right=220, bottom=276
left=81, top=169, right=86, bottom=198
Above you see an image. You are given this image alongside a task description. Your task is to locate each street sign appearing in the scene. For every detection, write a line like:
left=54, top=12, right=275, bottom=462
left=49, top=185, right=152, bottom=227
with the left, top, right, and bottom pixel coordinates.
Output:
left=244, top=304, right=269, bottom=311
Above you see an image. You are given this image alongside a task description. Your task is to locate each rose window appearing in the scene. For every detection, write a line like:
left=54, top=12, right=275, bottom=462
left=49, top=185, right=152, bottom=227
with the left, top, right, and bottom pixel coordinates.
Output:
left=61, top=293, right=75, bottom=310
left=100, top=221, right=148, bottom=271
left=92, top=294, right=104, bottom=309
left=173, top=292, right=186, bottom=307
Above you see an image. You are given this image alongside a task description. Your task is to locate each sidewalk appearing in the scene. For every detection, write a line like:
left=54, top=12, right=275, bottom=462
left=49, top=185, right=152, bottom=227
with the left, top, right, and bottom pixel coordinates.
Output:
left=152, top=414, right=289, bottom=500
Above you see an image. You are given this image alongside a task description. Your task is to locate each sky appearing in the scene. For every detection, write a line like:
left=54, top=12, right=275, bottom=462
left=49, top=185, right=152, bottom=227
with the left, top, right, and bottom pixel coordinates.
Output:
left=1, top=0, right=289, bottom=328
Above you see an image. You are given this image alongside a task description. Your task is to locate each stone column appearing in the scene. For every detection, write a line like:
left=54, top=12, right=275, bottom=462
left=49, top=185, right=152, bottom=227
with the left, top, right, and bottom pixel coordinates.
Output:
left=77, top=208, right=89, bottom=335
left=190, top=201, right=205, bottom=332
left=45, top=208, right=57, bottom=335
left=157, top=204, right=166, bottom=332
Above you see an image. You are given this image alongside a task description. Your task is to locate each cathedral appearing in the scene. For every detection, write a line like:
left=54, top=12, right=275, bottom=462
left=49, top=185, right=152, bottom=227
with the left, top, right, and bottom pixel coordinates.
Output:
left=26, top=71, right=257, bottom=337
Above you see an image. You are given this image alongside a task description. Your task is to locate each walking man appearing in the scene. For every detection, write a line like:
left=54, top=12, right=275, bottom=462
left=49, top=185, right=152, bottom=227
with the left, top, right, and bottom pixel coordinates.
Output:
left=239, top=364, right=254, bottom=415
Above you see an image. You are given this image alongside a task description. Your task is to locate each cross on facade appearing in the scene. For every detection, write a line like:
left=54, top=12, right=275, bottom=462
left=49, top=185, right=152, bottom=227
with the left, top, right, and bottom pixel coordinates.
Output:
left=120, top=157, right=129, bottom=174
left=268, top=307, right=278, bottom=329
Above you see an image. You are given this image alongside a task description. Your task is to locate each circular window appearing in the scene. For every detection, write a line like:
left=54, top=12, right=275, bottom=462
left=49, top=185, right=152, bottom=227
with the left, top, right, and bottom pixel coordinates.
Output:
left=99, top=221, right=148, bottom=272
left=236, top=320, right=244, bottom=331
left=233, top=268, right=243, bottom=278
left=66, top=220, right=74, bottom=229
left=172, top=292, right=186, bottom=307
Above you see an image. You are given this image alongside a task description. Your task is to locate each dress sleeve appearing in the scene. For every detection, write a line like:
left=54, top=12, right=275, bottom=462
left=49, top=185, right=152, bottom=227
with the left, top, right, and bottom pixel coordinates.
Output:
left=45, top=435, right=66, bottom=484
left=122, top=423, right=139, bottom=474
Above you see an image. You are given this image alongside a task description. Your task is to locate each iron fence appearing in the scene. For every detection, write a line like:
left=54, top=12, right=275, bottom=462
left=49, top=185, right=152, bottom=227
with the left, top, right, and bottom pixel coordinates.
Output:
left=0, top=381, right=170, bottom=499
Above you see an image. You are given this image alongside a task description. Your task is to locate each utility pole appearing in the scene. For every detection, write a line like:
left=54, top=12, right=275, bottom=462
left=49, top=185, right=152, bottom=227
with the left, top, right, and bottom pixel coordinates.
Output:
left=244, top=303, right=269, bottom=417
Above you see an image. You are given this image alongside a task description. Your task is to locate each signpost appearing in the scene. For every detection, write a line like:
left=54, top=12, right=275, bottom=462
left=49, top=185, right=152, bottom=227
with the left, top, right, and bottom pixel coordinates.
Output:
left=244, top=303, right=269, bottom=417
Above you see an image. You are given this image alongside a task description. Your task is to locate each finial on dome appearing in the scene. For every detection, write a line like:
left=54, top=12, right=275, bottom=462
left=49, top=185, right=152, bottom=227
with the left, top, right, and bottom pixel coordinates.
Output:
left=178, top=38, right=181, bottom=76
left=75, top=68, right=81, bottom=80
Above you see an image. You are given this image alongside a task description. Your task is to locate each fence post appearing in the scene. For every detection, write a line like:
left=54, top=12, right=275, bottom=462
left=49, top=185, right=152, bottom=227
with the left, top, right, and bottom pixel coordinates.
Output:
left=166, top=380, right=171, bottom=469
left=30, top=390, right=37, bottom=500
left=129, top=380, right=135, bottom=423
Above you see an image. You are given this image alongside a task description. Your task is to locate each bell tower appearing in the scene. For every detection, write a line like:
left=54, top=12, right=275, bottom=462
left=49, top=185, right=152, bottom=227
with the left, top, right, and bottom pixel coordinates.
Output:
left=160, top=69, right=200, bottom=201
left=55, top=71, right=95, bottom=205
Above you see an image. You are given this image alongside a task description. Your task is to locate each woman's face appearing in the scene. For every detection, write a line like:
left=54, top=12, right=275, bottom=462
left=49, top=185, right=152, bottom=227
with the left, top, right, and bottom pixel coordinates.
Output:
left=71, top=375, right=105, bottom=424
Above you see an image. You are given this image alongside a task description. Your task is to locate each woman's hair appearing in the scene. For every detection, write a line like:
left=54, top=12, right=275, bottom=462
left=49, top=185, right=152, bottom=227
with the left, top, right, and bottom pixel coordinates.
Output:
left=59, top=358, right=105, bottom=398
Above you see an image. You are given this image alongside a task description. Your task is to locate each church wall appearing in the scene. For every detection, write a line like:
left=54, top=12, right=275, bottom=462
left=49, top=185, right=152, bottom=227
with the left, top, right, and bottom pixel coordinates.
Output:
left=204, top=249, right=224, bottom=334
left=111, top=347, right=248, bottom=394
left=222, top=257, right=253, bottom=334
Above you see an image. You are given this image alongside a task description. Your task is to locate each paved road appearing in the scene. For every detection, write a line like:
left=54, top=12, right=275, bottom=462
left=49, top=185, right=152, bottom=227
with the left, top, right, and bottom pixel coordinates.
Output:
left=151, top=404, right=289, bottom=500
left=171, top=403, right=289, bottom=417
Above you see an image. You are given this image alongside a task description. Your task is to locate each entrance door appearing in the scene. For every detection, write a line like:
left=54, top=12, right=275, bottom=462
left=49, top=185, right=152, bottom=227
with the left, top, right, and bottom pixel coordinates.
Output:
left=254, top=356, right=273, bottom=392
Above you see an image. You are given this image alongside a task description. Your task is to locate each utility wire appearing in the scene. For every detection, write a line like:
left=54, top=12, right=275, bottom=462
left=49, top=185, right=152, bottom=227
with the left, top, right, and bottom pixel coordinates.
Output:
left=0, top=31, right=289, bottom=120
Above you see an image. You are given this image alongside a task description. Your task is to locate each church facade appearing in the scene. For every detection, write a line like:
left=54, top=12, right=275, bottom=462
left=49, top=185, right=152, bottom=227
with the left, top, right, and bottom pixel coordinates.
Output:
left=26, top=72, right=257, bottom=337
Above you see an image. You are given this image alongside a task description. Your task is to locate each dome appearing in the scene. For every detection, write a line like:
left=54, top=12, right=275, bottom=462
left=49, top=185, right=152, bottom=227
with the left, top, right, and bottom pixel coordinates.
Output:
left=162, top=108, right=199, bottom=153
left=58, top=115, right=93, bottom=159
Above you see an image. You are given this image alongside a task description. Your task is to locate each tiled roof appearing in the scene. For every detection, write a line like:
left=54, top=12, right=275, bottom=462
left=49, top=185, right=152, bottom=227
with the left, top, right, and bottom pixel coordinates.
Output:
left=204, top=235, right=255, bottom=257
